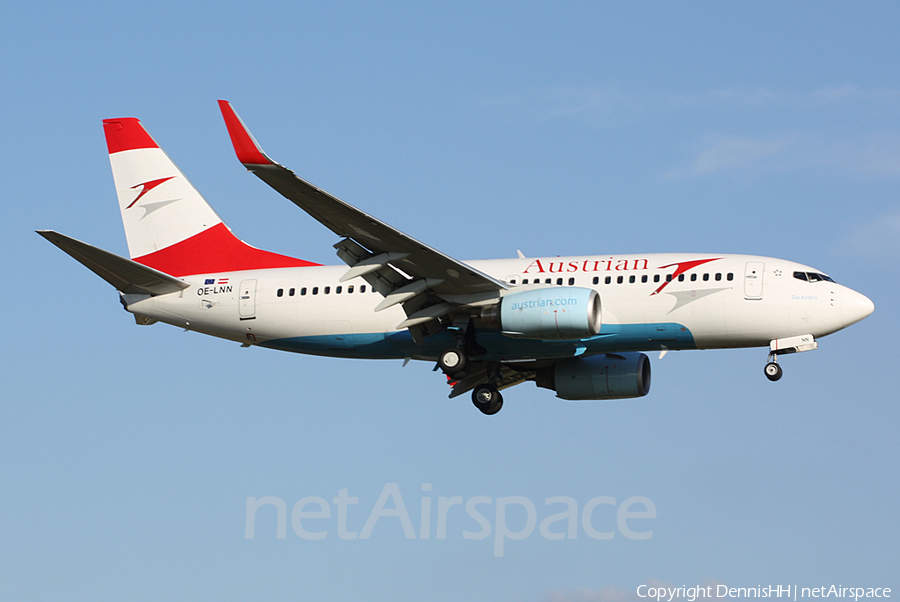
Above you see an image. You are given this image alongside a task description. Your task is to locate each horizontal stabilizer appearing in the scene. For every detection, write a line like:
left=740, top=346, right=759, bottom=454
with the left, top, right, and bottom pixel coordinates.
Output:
left=37, top=230, right=189, bottom=295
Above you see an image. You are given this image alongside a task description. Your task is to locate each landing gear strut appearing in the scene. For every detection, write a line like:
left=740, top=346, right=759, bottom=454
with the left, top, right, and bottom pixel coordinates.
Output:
left=472, top=384, right=503, bottom=415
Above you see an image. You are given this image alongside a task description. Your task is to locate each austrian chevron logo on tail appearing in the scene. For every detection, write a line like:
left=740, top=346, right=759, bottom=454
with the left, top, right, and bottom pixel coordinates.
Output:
left=126, top=176, right=176, bottom=209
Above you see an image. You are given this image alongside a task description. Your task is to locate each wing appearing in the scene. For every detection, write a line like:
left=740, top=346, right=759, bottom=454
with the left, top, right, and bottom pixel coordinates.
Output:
left=218, top=100, right=507, bottom=341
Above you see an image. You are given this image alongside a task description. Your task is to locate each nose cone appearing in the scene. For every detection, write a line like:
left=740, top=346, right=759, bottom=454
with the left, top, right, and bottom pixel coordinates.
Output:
left=842, top=288, right=875, bottom=328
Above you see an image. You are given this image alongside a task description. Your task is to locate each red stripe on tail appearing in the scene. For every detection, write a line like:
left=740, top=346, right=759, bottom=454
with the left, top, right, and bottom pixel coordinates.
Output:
left=133, top=223, right=320, bottom=277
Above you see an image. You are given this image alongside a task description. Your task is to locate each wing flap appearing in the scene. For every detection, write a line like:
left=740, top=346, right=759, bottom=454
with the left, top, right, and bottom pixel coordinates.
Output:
left=37, top=230, right=189, bottom=295
left=448, top=364, right=535, bottom=399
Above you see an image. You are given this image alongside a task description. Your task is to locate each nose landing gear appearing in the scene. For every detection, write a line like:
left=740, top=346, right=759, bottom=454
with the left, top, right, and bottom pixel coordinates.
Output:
left=763, top=334, right=817, bottom=382
left=764, top=356, right=783, bottom=381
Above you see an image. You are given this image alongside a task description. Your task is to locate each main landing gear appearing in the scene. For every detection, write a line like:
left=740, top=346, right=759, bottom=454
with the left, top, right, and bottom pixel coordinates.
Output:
left=438, top=320, right=486, bottom=378
left=438, top=323, right=503, bottom=415
left=438, top=318, right=489, bottom=378
left=438, top=347, right=467, bottom=375
left=472, top=383, right=503, bottom=415
left=440, top=347, right=503, bottom=415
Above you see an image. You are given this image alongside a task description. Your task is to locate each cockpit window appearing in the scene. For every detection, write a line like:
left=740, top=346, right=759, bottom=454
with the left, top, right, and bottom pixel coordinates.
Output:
left=794, top=271, right=835, bottom=283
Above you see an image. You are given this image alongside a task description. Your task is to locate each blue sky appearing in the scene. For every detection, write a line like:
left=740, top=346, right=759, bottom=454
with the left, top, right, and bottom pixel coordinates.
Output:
left=2, top=2, right=897, bottom=600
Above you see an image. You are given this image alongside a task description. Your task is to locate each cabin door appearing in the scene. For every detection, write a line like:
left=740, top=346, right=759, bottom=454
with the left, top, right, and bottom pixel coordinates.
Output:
left=239, top=279, right=257, bottom=319
left=744, top=262, right=764, bottom=300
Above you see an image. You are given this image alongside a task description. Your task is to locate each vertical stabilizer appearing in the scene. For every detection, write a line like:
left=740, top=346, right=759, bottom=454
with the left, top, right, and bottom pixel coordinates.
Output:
left=103, top=117, right=318, bottom=277
left=105, top=118, right=222, bottom=261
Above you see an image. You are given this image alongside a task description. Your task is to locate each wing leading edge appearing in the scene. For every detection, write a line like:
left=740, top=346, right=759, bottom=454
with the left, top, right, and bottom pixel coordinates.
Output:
left=218, top=100, right=507, bottom=341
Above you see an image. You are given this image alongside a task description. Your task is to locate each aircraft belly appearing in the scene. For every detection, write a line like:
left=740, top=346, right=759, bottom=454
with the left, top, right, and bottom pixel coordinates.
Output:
left=259, top=331, right=416, bottom=359
left=259, top=321, right=697, bottom=362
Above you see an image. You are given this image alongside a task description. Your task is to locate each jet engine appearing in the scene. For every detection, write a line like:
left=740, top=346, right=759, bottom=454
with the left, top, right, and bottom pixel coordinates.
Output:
left=535, top=353, right=651, bottom=400
left=480, top=287, right=601, bottom=340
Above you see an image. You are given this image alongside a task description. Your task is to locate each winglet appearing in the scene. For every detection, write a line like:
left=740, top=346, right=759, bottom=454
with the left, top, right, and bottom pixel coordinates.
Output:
left=218, top=100, right=273, bottom=166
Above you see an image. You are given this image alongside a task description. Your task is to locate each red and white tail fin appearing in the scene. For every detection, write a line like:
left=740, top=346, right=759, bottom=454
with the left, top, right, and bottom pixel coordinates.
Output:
left=104, top=117, right=317, bottom=277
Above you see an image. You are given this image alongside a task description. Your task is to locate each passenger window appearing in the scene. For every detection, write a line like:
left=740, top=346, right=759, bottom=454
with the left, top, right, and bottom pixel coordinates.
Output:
left=289, top=288, right=295, bottom=296
left=642, top=275, right=648, bottom=283
left=703, top=273, right=709, bottom=281
left=568, top=277, right=575, bottom=286
left=545, top=278, right=551, bottom=284
left=522, top=278, right=529, bottom=284
left=509, top=278, right=517, bottom=285
left=654, top=274, right=660, bottom=283
left=277, top=288, right=283, bottom=297
left=360, top=285, right=366, bottom=293
left=666, top=274, right=673, bottom=282
left=556, top=278, right=563, bottom=286
left=727, top=273, right=734, bottom=281
left=348, top=285, right=354, bottom=293
left=629, top=275, right=636, bottom=283
left=324, top=286, right=330, bottom=294
left=690, top=274, right=697, bottom=282
left=336, top=286, right=342, bottom=294
left=592, top=276, right=599, bottom=285
left=312, top=287, right=319, bottom=295
left=605, top=276, right=611, bottom=284
left=301, top=287, right=307, bottom=296
left=715, top=273, right=722, bottom=281
left=617, top=276, right=624, bottom=284
left=678, top=274, right=685, bottom=282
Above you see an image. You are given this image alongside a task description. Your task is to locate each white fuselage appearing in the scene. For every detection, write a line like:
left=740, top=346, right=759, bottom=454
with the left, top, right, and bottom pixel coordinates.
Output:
left=123, top=252, right=872, bottom=364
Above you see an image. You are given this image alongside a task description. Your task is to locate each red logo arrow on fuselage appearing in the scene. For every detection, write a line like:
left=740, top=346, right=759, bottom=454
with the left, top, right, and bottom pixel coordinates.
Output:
left=651, top=257, right=723, bottom=295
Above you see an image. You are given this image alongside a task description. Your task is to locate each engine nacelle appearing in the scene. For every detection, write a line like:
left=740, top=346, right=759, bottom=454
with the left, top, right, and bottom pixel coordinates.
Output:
left=481, top=287, right=601, bottom=340
left=535, top=353, right=651, bottom=400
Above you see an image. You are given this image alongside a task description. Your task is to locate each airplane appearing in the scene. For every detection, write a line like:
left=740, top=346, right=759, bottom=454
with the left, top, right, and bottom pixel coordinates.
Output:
left=38, top=100, right=875, bottom=415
